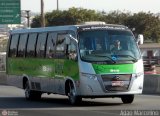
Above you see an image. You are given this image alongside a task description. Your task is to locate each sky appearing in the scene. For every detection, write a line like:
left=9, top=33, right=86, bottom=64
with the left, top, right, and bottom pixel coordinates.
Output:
left=21, top=0, right=160, bottom=13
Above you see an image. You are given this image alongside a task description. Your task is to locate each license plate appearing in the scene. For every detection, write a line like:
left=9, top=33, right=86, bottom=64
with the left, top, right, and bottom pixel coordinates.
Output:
left=112, top=81, right=124, bottom=86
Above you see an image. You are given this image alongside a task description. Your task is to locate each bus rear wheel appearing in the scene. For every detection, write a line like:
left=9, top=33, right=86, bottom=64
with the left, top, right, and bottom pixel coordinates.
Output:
left=24, top=81, right=42, bottom=100
left=68, top=82, right=82, bottom=105
left=121, top=95, right=134, bottom=104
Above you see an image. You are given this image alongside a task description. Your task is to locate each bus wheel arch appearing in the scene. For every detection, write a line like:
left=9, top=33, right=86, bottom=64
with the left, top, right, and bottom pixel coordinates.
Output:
left=65, top=79, right=82, bottom=105
left=23, top=77, right=29, bottom=89
left=65, top=80, right=71, bottom=96
left=23, top=77, right=41, bottom=100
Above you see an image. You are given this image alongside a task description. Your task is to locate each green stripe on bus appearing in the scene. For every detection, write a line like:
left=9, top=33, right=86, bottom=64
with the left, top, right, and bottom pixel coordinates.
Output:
left=7, top=58, right=79, bottom=80
left=92, top=63, right=136, bottom=74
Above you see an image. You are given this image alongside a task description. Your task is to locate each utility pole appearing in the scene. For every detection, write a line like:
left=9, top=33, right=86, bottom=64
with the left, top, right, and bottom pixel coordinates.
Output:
left=57, top=0, right=59, bottom=10
left=25, top=10, right=30, bottom=28
left=41, top=0, right=45, bottom=27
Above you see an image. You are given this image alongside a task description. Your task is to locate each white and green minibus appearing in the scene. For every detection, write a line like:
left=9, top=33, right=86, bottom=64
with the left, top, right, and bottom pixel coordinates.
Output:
left=6, top=23, right=144, bottom=105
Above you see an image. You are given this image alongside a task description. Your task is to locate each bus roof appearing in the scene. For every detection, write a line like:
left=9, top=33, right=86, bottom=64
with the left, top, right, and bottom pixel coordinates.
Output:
left=10, top=25, right=77, bottom=34
left=10, top=24, right=129, bottom=34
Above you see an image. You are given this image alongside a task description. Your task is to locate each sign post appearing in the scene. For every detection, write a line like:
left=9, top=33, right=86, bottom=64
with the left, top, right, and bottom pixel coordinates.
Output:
left=0, top=0, right=21, bottom=24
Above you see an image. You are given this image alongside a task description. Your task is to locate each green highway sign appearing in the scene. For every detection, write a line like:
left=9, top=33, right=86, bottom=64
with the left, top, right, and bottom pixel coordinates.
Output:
left=0, top=0, right=21, bottom=24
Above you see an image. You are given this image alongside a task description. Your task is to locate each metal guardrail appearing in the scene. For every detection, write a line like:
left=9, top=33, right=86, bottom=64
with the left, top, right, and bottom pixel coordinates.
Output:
left=0, top=71, right=6, bottom=85
left=143, top=74, right=160, bottom=95
left=0, top=52, right=6, bottom=72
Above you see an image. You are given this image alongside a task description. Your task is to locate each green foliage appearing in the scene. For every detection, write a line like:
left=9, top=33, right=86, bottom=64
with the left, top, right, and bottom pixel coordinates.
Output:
left=31, top=7, right=160, bottom=43
left=31, top=15, right=41, bottom=28
left=103, top=10, right=131, bottom=24
left=125, top=12, right=160, bottom=42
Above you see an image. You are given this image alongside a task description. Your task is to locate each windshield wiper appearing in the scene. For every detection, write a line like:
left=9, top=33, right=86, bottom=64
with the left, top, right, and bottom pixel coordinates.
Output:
left=117, top=55, right=138, bottom=62
left=94, top=54, right=116, bottom=64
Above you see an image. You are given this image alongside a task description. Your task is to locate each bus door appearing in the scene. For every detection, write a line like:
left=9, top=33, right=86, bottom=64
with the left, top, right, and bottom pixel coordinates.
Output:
left=54, top=32, right=68, bottom=94
left=54, top=32, right=78, bottom=94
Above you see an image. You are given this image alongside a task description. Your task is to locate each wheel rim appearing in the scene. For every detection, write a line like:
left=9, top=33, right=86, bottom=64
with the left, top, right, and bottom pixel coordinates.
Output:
left=70, top=88, right=76, bottom=103
left=68, top=83, right=76, bottom=104
left=25, top=82, right=30, bottom=99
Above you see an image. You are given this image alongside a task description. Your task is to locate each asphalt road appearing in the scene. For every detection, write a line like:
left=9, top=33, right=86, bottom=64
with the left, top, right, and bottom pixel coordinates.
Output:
left=0, top=85, right=160, bottom=116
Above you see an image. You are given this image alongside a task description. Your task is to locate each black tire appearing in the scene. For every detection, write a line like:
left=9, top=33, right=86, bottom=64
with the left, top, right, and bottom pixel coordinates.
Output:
left=121, top=95, right=134, bottom=104
left=24, top=81, right=42, bottom=100
left=68, top=82, right=82, bottom=105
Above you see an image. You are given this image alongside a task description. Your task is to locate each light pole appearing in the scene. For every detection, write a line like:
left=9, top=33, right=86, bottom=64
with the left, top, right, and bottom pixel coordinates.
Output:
left=57, top=0, right=59, bottom=11
left=41, top=0, right=45, bottom=27
left=21, top=10, right=30, bottom=28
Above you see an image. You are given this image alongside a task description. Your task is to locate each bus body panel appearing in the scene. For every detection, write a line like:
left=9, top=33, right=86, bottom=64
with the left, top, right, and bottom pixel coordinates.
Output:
left=76, top=59, right=144, bottom=96
left=6, top=24, right=144, bottom=101
left=7, top=57, right=79, bottom=94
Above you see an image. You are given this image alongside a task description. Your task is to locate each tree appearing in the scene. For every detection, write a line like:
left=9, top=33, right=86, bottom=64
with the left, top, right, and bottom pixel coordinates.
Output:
left=31, top=15, right=41, bottom=28
left=31, top=7, right=103, bottom=27
left=31, top=8, right=160, bottom=42
left=103, top=10, right=131, bottom=24
left=125, top=12, right=160, bottom=42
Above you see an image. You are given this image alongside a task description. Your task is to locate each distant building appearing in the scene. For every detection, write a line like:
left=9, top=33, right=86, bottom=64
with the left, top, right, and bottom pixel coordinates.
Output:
left=139, top=43, right=160, bottom=65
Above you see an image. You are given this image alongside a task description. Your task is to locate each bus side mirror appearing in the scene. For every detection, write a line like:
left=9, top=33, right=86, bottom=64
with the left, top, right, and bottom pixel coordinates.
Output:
left=137, top=34, right=144, bottom=45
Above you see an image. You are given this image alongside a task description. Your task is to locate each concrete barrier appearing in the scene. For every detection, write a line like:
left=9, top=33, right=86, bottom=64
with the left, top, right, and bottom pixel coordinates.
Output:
left=0, top=71, right=6, bottom=85
left=142, top=74, right=160, bottom=95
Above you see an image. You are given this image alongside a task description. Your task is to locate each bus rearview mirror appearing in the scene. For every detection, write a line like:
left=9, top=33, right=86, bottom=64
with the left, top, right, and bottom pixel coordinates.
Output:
left=137, top=34, right=144, bottom=45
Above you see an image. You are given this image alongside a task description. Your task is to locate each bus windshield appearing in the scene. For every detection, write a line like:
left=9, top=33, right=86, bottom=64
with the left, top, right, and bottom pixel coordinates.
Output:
left=78, top=30, right=141, bottom=63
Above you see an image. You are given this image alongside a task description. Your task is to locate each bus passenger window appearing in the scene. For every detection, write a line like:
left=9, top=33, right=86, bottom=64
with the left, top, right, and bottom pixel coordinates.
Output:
left=55, top=33, right=67, bottom=59
left=46, top=33, right=56, bottom=58
left=36, top=33, right=47, bottom=58
left=26, top=33, right=37, bottom=57
left=17, top=34, right=28, bottom=57
left=9, top=34, right=19, bottom=57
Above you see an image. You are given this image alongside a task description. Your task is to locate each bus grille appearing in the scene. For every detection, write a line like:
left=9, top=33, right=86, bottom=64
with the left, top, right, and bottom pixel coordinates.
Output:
left=101, top=74, right=131, bottom=91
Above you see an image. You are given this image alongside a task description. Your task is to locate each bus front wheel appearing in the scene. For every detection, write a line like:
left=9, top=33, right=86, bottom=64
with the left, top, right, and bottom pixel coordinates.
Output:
left=24, top=81, right=41, bottom=100
left=68, top=82, right=82, bottom=105
left=121, top=95, right=134, bottom=104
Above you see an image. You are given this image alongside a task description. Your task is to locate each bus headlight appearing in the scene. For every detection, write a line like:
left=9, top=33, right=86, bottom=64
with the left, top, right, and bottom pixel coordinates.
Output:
left=81, top=73, right=98, bottom=81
